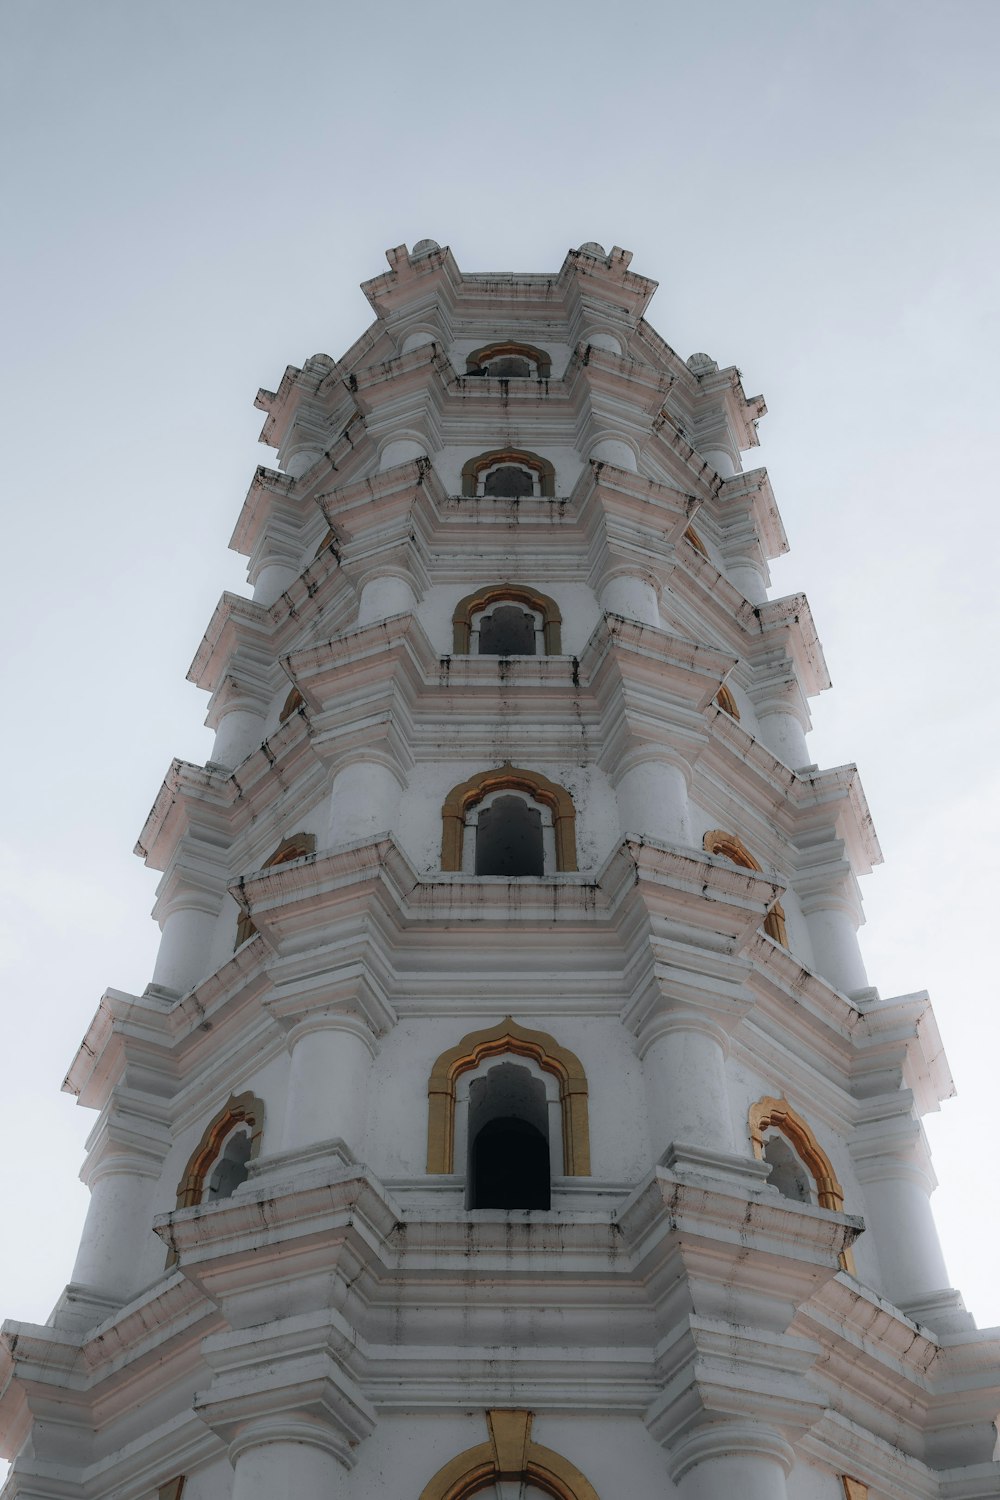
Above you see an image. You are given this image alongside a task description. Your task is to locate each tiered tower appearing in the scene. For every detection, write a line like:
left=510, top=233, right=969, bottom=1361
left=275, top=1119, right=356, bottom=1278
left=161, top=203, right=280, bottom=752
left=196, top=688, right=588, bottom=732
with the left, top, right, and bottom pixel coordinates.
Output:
left=2, top=240, right=998, bottom=1500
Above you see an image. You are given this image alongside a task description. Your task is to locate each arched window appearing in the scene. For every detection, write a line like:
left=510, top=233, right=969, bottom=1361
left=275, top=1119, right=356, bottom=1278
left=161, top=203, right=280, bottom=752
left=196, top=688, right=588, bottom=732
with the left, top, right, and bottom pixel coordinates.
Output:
left=748, top=1095, right=856, bottom=1274
left=475, top=793, right=544, bottom=876
left=235, top=831, right=317, bottom=947
left=466, top=341, right=552, bottom=380
left=174, top=1092, right=264, bottom=1210
left=452, top=585, right=562, bottom=656
left=714, top=684, right=740, bottom=720
left=419, top=1410, right=600, bottom=1500
left=467, top=1062, right=551, bottom=1209
left=461, top=449, right=556, bottom=499
left=441, top=765, right=577, bottom=874
left=278, top=685, right=304, bottom=724
left=427, top=1017, right=590, bottom=1179
left=703, top=829, right=787, bottom=945
left=684, top=525, right=708, bottom=557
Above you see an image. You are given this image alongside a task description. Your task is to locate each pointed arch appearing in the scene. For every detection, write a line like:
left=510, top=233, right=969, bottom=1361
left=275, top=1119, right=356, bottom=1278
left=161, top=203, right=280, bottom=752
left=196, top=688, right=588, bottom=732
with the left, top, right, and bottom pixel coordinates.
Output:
left=749, top=1095, right=856, bottom=1274
left=452, top=583, right=562, bottom=655
left=427, top=1017, right=590, bottom=1176
left=466, top=341, right=552, bottom=379
left=442, top=764, right=577, bottom=873
left=461, top=448, right=556, bottom=498
left=174, top=1091, right=264, bottom=1209
left=419, top=1410, right=600, bottom=1500
left=703, top=829, right=787, bottom=945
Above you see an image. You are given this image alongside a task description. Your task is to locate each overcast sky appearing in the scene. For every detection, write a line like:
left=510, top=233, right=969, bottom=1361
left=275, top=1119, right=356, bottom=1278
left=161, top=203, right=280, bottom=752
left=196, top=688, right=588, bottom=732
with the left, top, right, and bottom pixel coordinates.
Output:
left=2, top=0, right=998, bottom=1374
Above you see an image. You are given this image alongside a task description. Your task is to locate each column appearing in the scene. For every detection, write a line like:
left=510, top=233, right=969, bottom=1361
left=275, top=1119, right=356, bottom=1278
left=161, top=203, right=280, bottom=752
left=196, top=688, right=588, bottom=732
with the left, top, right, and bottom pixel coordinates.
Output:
left=726, top=558, right=768, bottom=605
left=210, top=695, right=268, bottom=770
left=70, top=1122, right=168, bottom=1303
left=151, top=897, right=221, bottom=995
left=356, top=574, right=418, bottom=626
left=642, top=1016, right=735, bottom=1159
left=796, top=861, right=869, bottom=997
left=328, top=760, right=403, bottom=846
left=590, top=436, right=638, bottom=470
left=231, top=1434, right=347, bottom=1500
left=852, top=1114, right=951, bottom=1312
left=700, top=446, right=738, bottom=480
left=600, top=574, right=660, bottom=626
left=615, top=757, right=691, bottom=846
left=281, top=1015, right=377, bottom=1155
left=669, top=1423, right=793, bottom=1500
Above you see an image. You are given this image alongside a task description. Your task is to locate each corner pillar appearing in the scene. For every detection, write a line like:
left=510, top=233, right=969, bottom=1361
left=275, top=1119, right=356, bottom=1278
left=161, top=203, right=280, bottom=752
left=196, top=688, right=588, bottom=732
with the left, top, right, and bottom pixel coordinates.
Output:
left=280, top=1015, right=378, bottom=1156
left=614, top=755, right=692, bottom=846
left=328, top=759, right=403, bottom=846
left=669, top=1423, right=794, bottom=1500
left=599, top=575, right=661, bottom=626
left=230, top=1430, right=349, bottom=1500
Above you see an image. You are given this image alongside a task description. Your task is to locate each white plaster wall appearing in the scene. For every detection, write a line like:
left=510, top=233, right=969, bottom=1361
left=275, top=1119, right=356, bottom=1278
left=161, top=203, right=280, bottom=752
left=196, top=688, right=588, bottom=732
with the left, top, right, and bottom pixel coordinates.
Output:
left=366, top=1015, right=646, bottom=1184
left=394, top=759, right=621, bottom=878
left=784, top=1459, right=845, bottom=1500
left=434, top=444, right=585, bottom=498
left=173, top=1454, right=237, bottom=1500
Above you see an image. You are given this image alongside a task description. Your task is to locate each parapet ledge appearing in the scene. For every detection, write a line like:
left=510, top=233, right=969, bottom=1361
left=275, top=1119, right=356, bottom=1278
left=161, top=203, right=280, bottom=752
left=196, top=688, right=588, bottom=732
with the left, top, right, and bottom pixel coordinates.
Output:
left=853, top=992, right=956, bottom=1115
left=755, top=592, right=832, bottom=695
left=717, top=466, right=789, bottom=561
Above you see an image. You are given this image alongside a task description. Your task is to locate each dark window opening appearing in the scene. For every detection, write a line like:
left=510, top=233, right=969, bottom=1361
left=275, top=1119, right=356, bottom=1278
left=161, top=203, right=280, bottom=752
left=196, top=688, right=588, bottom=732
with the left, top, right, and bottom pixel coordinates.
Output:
left=206, top=1129, right=252, bottom=1201
left=484, top=465, right=534, bottom=498
left=476, top=795, right=543, bottom=876
left=763, top=1135, right=811, bottom=1203
left=478, top=605, right=537, bottom=656
left=470, top=1117, right=551, bottom=1210
left=486, top=355, right=532, bottom=377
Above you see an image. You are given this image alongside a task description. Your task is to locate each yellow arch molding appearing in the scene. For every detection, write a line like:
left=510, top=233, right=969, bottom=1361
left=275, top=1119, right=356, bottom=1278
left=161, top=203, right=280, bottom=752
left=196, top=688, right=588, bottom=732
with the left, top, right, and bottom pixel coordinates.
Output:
left=713, top=683, right=740, bottom=720
left=461, top=448, right=556, bottom=498
left=419, top=1410, right=601, bottom=1500
left=452, top=583, right=563, bottom=655
left=703, top=828, right=787, bottom=946
left=427, top=1016, right=590, bottom=1176
left=174, top=1091, right=265, bottom=1209
left=441, top=763, right=577, bottom=873
left=749, top=1095, right=857, bottom=1275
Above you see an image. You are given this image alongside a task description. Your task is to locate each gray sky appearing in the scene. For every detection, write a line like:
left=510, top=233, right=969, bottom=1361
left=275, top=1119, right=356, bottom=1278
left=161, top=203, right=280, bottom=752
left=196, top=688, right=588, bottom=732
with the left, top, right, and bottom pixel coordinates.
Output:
left=2, top=0, right=998, bottom=1356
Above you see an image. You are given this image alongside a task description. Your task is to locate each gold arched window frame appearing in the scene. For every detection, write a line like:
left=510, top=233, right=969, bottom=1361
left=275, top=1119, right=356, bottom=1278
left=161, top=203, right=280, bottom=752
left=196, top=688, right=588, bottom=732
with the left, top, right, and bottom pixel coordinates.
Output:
left=684, top=525, right=708, bottom=556
left=749, top=1095, right=856, bottom=1274
left=466, top=341, right=552, bottom=379
left=441, top=764, right=577, bottom=873
left=235, top=831, right=317, bottom=946
left=426, top=1016, right=590, bottom=1176
left=452, top=584, right=563, bottom=655
left=703, top=829, right=787, bottom=946
left=278, top=685, right=304, bottom=724
left=420, top=1410, right=599, bottom=1500
left=174, top=1090, right=264, bottom=1210
left=461, top=448, right=556, bottom=498
left=713, top=684, right=740, bottom=720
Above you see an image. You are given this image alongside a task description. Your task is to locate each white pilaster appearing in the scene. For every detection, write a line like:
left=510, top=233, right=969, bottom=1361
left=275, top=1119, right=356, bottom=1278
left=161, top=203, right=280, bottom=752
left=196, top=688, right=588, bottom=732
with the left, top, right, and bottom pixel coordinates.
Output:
left=670, top=1423, right=794, bottom=1500
left=356, top=574, right=418, bottom=626
left=281, top=1016, right=377, bottom=1155
left=328, top=760, right=403, bottom=846
left=614, top=756, right=691, bottom=846
left=599, top=575, right=660, bottom=626
left=150, top=897, right=221, bottom=995
left=231, top=1433, right=347, bottom=1500
left=641, top=1016, right=736, bottom=1159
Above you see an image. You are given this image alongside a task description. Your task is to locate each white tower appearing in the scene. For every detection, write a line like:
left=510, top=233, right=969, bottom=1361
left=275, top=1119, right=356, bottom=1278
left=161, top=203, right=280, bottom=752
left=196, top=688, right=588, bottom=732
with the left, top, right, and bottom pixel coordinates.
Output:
left=2, top=240, right=998, bottom=1500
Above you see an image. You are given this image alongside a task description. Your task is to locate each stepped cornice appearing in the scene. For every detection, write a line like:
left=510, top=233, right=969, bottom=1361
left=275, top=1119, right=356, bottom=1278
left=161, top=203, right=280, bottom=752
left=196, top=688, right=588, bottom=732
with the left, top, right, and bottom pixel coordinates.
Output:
left=361, top=242, right=658, bottom=328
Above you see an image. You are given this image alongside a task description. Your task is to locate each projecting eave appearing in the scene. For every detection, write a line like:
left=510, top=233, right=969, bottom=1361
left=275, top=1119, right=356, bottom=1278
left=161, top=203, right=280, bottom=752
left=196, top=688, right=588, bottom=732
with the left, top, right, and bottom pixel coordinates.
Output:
left=718, top=467, right=789, bottom=561
left=254, top=322, right=389, bottom=452
left=186, top=591, right=270, bottom=689
left=855, top=991, right=956, bottom=1116
left=755, top=593, right=832, bottom=695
